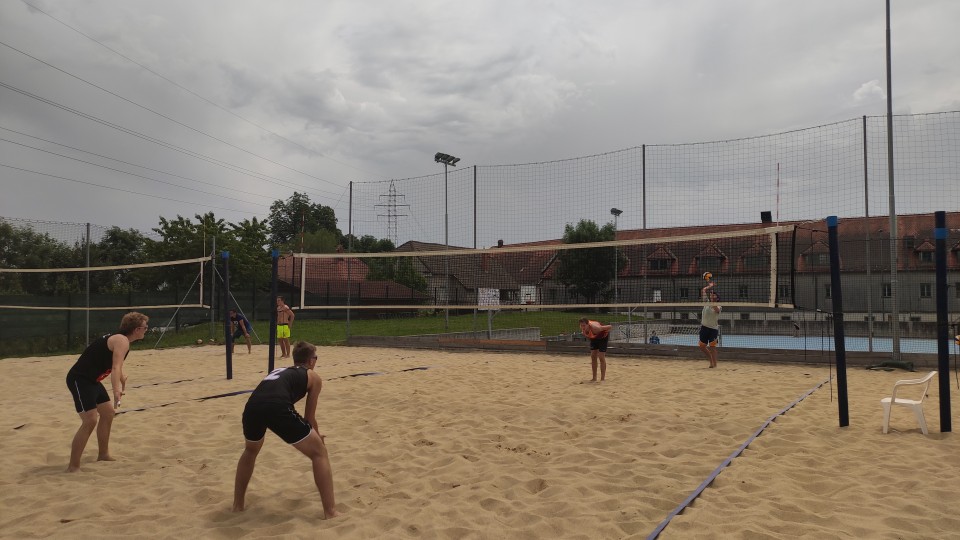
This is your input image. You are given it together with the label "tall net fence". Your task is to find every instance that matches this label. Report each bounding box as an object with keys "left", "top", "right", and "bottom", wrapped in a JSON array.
[
  {"left": 3, "top": 112, "right": 959, "bottom": 358},
  {"left": 350, "top": 112, "right": 959, "bottom": 247},
  {"left": 343, "top": 112, "right": 959, "bottom": 356}
]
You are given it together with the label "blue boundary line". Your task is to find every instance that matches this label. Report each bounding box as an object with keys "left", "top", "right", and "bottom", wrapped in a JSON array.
[{"left": 646, "top": 378, "right": 829, "bottom": 540}]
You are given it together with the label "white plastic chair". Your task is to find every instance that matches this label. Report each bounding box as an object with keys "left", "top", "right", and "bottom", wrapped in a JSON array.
[{"left": 880, "top": 371, "right": 937, "bottom": 435}]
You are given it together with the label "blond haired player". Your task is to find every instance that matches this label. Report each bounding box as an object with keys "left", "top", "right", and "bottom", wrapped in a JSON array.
[{"left": 65, "top": 312, "right": 149, "bottom": 471}]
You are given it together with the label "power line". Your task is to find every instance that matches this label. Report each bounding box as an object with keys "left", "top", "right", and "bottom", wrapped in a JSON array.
[
  {"left": 0, "top": 125, "right": 277, "bottom": 202},
  {"left": 0, "top": 162, "right": 269, "bottom": 216},
  {"left": 0, "top": 39, "right": 351, "bottom": 194},
  {"left": 0, "top": 137, "right": 266, "bottom": 207},
  {"left": 19, "top": 0, "right": 385, "bottom": 180},
  {"left": 0, "top": 80, "right": 342, "bottom": 201}
]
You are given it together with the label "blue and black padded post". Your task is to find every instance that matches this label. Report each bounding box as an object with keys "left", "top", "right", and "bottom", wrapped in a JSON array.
[
  {"left": 222, "top": 250, "right": 232, "bottom": 380},
  {"left": 827, "top": 216, "right": 849, "bottom": 427},
  {"left": 935, "top": 211, "right": 951, "bottom": 432}
]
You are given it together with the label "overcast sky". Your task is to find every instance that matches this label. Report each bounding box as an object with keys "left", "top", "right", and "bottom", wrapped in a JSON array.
[{"left": 1, "top": 0, "right": 958, "bottom": 245}]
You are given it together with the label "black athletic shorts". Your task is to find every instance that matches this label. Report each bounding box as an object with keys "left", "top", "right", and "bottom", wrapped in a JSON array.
[
  {"left": 242, "top": 402, "right": 312, "bottom": 444},
  {"left": 699, "top": 326, "right": 719, "bottom": 345},
  {"left": 589, "top": 336, "right": 609, "bottom": 352},
  {"left": 232, "top": 327, "right": 248, "bottom": 339},
  {"left": 66, "top": 374, "right": 110, "bottom": 413}
]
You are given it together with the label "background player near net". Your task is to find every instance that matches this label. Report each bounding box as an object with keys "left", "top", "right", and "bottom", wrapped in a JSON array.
[
  {"left": 232, "top": 340, "right": 339, "bottom": 519},
  {"left": 276, "top": 296, "right": 295, "bottom": 358},
  {"left": 65, "top": 312, "right": 149, "bottom": 472},
  {"left": 578, "top": 318, "right": 612, "bottom": 382},
  {"left": 229, "top": 309, "right": 253, "bottom": 354},
  {"left": 699, "top": 272, "right": 721, "bottom": 369}
]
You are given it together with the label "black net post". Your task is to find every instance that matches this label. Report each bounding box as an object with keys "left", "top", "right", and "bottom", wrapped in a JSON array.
[
  {"left": 935, "top": 211, "right": 951, "bottom": 432},
  {"left": 222, "top": 250, "right": 232, "bottom": 380},
  {"left": 827, "top": 216, "right": 849, "bottom": 427}
]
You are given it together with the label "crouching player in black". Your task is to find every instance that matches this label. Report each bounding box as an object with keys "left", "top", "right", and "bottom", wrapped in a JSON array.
[{"left": 232, "top": 341, "right": 339, "bottom": 518}]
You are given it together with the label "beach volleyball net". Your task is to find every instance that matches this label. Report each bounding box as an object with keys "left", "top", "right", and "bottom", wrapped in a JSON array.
[
  {"left": 284, "top": 224, "right": 796, "bottom": 312},
  {"left": 0, "top": 257, "right": 212, "bottom": 311},
  {"left": 0, "top": 255, "right": 212, "bottom": 354}
]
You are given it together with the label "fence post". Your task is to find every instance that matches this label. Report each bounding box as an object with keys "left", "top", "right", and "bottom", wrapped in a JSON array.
[{"left": 223, "top": 251, "right": 232, "bottom": 380}]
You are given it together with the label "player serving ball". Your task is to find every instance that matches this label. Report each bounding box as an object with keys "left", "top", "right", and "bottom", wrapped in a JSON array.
[{"left": 698, "top": 273, "right": 722, "bottom": 368}]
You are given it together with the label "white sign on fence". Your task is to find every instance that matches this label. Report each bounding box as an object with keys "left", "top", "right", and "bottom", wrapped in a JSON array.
[{"left": 478, "top": 288, "right": 500, "bottom": 307}]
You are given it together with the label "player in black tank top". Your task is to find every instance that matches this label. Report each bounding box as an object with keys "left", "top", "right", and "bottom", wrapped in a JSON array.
[
  {"left": 65, "top": 312, "right": 150, "bottom": 472},
  {"left": 233, "top": 341, "right": 339, "bottom": 519},
  {"left": 246, "top": 365, "right": 309, "bottom": 406},
  {"left": 68, "top": 334, "right": 127, "bottom": 382}
]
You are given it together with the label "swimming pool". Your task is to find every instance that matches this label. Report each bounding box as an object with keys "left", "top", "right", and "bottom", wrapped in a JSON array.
[{"left": 630, "top": 334, "right": 956, "bottom": 355}]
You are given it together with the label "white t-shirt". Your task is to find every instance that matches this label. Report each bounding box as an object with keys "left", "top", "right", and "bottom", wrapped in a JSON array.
[{"left": 701, "top": 303, "right": 721, "bottom": 329}]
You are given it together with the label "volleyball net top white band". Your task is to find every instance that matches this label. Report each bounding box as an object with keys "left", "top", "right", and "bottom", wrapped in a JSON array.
[
  {"left": 0, "top": 256, "right": 212, "bottom": 311},
  {"left": 284, "top": 225, "right": 796, "bottom": 311}
]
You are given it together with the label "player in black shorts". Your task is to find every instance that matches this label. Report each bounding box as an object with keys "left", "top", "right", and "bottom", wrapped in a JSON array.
[
  {"left": 232, "top": 341, "right": 339, "bottom": 519},
  {"left": 65, "top": 311, "right": 150, "bottom": 472}
]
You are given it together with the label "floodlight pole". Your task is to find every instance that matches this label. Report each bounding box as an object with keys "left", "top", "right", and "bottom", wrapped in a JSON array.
[
  {"left": 885, "top": 0, "right": 901, "bottom": 361},
  {"left": 435, "top": 152, "right": 459, "bottom": 331}
]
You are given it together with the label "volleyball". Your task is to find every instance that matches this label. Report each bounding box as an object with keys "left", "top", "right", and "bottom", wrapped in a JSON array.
[
  {"left": 702, "top": 271, "right": 713, "bottom": 281},
  {"left": 955, "top": 334, "right": 960, "bottom": 346},
  {"left": 195, "top": 339, "right": 203, "bottom": 345}
]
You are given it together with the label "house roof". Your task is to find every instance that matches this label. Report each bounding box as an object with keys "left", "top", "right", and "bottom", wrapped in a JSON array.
[{"left": 276, "top": 255, "right": 428, "bottom": 300}]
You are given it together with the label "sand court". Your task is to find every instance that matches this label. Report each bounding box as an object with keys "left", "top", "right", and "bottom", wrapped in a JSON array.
[{"left": 2, "top": 345, "right": 959, "bottom": 539}]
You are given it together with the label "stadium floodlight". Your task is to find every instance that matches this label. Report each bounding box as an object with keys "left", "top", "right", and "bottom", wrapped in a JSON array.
[
  {"left": 610, "top": 208, "right": 623, "bottom": 217},
  {"left": 435, "top": 152, "right": 460, "bottom": 166},
  {"left": 436, "top": 152, "right": 460, "bottom": 330}
]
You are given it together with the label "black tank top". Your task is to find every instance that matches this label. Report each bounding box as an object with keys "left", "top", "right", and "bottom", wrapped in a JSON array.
[
  {"left": 68, "top": 334, "right": 126, "bottom": 382},
  {"left": 248, "top": 365, "right": 309, "bottom": 406}
]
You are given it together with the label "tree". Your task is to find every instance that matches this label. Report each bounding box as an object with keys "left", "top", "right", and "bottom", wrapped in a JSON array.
[
  {"left": 0, "top": 222, "right": 84, "bottom": 295},
  {"left": 89, "top": 227, "right": 155, "bottom": 293},
  {"left": 268, "top": 192, "right": 340, "bottom": 248},
  {"left": 300, "top": 229, "right": 341, "bottom": 254},
  {"left": 222, "top": 217, "right": 272, "bottom": 289},
  {"left": 555, "top": 219, "right": 622, "bottom": 303},
  {"left": 343, "top": 234, "right": 394, "bottom": 253},
  {"left": 150, "top": 212, "right": 229, "bottom": 292},
  {"left": 344, "top": 235, "right": 428, "bottom": 293}
]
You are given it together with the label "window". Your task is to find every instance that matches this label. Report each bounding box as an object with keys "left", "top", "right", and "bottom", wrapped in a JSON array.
[
  {"left": 699, "top": 256, "right": 721, "bottom": 272},
  {"left": 738, "top": 285, "right": 748, "bottom": 299},
  {"left": 882, "top": 283, "right": 892, "bottom": 298},
  {"left": 778, "top": 284, "right": 790, "bottom": 299},
  {"left": 956, "top": 283, "right": 960, "bottom": 298},
  {"left": 919, "top": 283, "right": 931, "bottom": 298},
  {"left": 919, "top": 251, "right": 933, "bottom": 263},
  {"left": 903, "top": 236, "right": 915, "bottom": 249},
  {"left": 740, "top": 313, "right": 750, "bottom": 320},
  {"left": 806, "top": 253, "right": 829, "bottom": 267},
  {"left": 825, "top": 284, "right": 831, "bottom": 299},
  {"left": 780, "top": 315, "right": 792, "bottom": 321},
  {"left": 652, "top": 289, "right": 663, "bottom": 302},
  {"left": 653, "top": 312, "right": 662, "bottom": 320},
  {"left": 680, "top": 312, "right": 689, "bottom": 320},
  {"left": 648, "top": 259, "right": 669, "bottom": 271},
  {"left": 745, "top": 256, "right": 767, "bottom": 269},
  {"left": 678, "top": 287, "right": 689, "bottom": 300}
]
